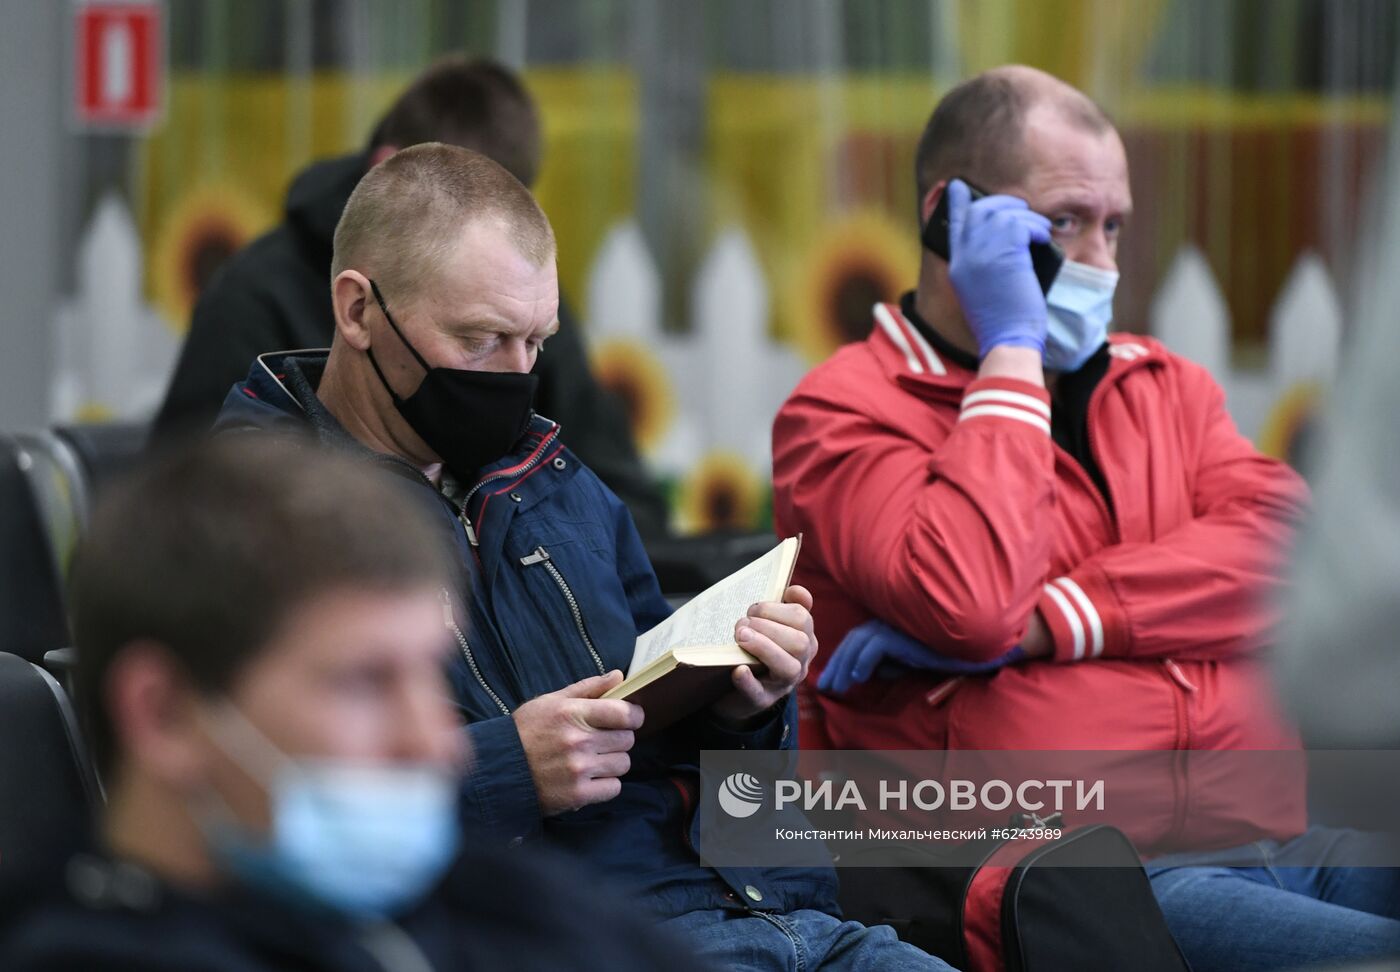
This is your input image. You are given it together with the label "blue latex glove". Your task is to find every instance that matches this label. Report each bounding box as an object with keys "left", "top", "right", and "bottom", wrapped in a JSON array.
[
  {"left": 945, "top": 178, "right": 1052, "bottom": 357},
  {"left": 817, "top": 619, "right": 1026, "bottom": 696}
]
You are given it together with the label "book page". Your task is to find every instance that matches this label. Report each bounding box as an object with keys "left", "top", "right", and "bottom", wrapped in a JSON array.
[{"left": 627, "top": 537, "right": 799, "bottom": 678}]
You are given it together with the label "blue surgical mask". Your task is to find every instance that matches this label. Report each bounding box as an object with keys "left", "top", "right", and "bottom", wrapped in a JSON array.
[
  {"left": 1044, "top": 259, "right": 1118, "bottom": 372},
  {"left": 195, "top": 705, "right": 460, "bottom": 920}
]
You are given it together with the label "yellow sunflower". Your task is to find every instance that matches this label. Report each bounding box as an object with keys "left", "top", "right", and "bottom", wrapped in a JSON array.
[
  {"left": 1258, "top": 382, "right": 1323, "bottom": 471},
  {"left": 790, "top": 210, "right": 919, "bottom": 364},
  {"left": 677, "top": 452, "right": 766, "bottom": 535},
  {"left": 590, "top": 338, "right": 676, "bottom": 454},
  {"left": 149, "top": 183, "right": 273, "bottom": 332},
  {"left": 74, "top": 402, "right": 115, "bottom": 423}
]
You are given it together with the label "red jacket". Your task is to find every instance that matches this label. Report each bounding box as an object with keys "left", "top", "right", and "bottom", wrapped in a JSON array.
[{"left": 772, "top": 302, "right": 1310, "bottom": 853}]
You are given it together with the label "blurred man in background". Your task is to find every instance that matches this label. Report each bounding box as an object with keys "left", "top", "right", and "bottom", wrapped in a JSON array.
[
  {"left": 772, "top": 65, "right": 1400, "bottom": 971},
  {"left": 0, "top": 438, "right": 694, "bottom": 971},
  {"left": 1277, "top": 125, "right": 1400, "bottom": 752},
  {"left": 153, "top": 57, "right": 668, "bottom": 538}
]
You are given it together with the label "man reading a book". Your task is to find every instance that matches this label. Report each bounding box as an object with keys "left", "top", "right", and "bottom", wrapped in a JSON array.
[{"left": 210, "top": 144, "right": 955, "bottom": 969}]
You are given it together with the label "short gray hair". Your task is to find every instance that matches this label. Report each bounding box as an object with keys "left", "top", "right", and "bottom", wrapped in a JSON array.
[
  {"left": 331, "top": 142, "right": 555, "bottom": 301},
  {"left": 914, "top": 65, "right": 1113, "bottom": 211}
]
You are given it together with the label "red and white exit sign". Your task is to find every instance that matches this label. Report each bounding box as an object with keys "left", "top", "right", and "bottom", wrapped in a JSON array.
[{"left": 74, "top": 2, "right": 164, "bottom": 130}]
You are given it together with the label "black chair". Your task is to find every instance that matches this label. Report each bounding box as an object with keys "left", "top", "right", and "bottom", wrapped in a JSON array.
[
  {"left": 11, "top": 430, "right": 86, "bottom": 569},
  {"left": 0, "top": 435, "right": 71, "bottom": 665},
  {"left": 645, "top": 530, "right": 779, "bottom": 600},
  {"left": 52, "top": 421, "right": 149, "bottom": 504},
  {"left": 0, "top": 652, "right": 102, "bottom": 898}
]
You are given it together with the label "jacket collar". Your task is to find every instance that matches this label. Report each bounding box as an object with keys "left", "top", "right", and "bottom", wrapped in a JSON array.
[
  {"left": 870, "top": 301, "right": 956, "bottom": 380},
  {"left": 866, "top": 301, "right": 1165, "bottom": 399},
  {"left": 56, "top": 850, "right": 432, "bottom": 968},
  {"left": 234, "top": 348, "right": 566, "bottom": 492},
  {"left": 232, "top": 350, "right": 394, "bottom": 465},
  {"left": 250, "top": 350, "right": 336, "bottom": 424},
  {"left": 866, "top": 302, "right": 970, "bottom": 405}
]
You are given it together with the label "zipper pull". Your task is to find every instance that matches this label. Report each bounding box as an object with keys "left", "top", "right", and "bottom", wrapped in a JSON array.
[
  {"left": 440, "top": 588, "right": 456, "bottom": 626},
  {"left": 1163, "top": 659, "right": 1198, "bottom": 693},
  {"left": 520, "top": 546, "right": 551, "bottom": 566},
  {"left": 462, "top": 516, "right": 479, "bottom": 548}
]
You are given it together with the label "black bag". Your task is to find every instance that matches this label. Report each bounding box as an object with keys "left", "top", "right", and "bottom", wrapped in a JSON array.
[{"left": 838, "top": 824, "right": 1189, "bottom": 972}]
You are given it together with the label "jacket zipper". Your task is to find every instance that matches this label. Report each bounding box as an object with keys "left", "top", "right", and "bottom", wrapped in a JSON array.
[
  {"left": 520, "top": 546, "right": 607, "bottom": 676},
  {"left": 1081, "top": 356, "right": 1204, "bottom": 712},
  {"left": 459, "top": 421, "right": 560, "bottom": 547},
  {"left": 1163, "top": 666, "right": 1193, "bottom": 846},
  {"left": 289, "top": 402, "right": 539, "bottom": 716},
  {"left": 442, "top": 588, "right": 510, "bottom": 716}
]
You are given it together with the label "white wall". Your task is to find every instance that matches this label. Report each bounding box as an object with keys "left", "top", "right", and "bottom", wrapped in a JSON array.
[{"left": 0, "top": 1, "right": 65, "bottom": 430}]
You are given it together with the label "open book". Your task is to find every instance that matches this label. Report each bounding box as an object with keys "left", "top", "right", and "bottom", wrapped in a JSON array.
[{"left": 603, "top": 535, "right": 802, "bottom": 735}]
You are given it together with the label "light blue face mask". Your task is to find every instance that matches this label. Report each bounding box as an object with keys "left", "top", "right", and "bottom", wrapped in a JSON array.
[
  {"left": 1044, "top": 259, "right": 1118, "bottom": 372},
  {"left": 196, "top": 705, "right": 461, "bottom": 920}
]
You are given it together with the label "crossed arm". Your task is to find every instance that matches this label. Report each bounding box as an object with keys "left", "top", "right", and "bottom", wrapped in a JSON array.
[{"left": 776, "top": 348, "right": 1308, "bottom": 694}]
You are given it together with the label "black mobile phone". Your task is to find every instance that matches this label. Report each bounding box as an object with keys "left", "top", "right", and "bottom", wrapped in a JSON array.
[{"left": 921, "top": 179, "right": 1064, "bottom": 294}]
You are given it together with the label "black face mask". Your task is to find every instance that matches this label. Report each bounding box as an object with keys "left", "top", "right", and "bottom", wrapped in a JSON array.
[{"left": 365, "top": 279, "right": 539, "bottom": 481}]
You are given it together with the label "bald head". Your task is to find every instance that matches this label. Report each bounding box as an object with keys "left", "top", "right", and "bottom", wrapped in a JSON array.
[
  {"left": 914, "top": 65, "right": 1114, "bottom": 213},
  {"left": 332, "top": 142, "right": 555, "bottom": 303}
]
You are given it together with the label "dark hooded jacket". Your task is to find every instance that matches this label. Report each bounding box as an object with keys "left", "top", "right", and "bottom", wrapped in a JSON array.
[{"left": 153, "top": 152, "right": 668, "bottom": 538}]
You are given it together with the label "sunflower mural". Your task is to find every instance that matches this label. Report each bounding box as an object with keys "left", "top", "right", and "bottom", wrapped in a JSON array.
[
  {"left": 590, "top": 338, "right": 676, "bottom": 455},
  {"left": 677, "top": 452, "right": 768, "bottom": 535},
  {"left": 149, "top": 183, "right": 273, "bottom": 332},
  {"left": 954, "top": 0, "right": 1168, "bottom": 89},
  {"left": 791, "top": 210, "right": 919, "bottom": 363},
  {"left": 1258, "top": 381, "right": 1324, "bottom": 473}
]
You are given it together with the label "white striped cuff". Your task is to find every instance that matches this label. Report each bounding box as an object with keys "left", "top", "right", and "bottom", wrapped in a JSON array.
[
  {"left": 1041, "top": 577, "right": 1105, "bottom": 660},
  {"left": 959, "top": 388, "right": 1051, "bottom": 434}
]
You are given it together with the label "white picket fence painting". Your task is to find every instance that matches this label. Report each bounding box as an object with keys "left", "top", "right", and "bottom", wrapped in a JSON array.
[
  {"left": 1149, "top": 244, "right": 1342, "bottom": 455},
  {"left": 1150, "top": 245, "right": 1231, "bottom": 381},
  {"left": 51, "top": 193, "right": 178, "bottom": 423},
  {"left": 586, "top": 218, "right": 807, "bottom": 530},
  {"left": 50, "top": 200, "right": 1341, "bottom": 529},
  {"left": 1268, "top": 253, "right": 1342, "bottom": 392}
]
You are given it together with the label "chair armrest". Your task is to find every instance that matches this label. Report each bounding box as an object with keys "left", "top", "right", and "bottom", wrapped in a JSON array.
[{"left": 43, "top": 646, "right": 76, "bottom": 697}]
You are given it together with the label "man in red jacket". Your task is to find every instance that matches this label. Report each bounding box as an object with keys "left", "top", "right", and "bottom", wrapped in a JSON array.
[{"left": 772, "top": 65, "right": 1400, "bottom": 971}]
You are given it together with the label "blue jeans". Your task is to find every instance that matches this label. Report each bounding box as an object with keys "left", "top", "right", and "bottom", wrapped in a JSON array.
[
  {"left": 657, "top": 907, "right": 956, "bottom": 971},
  {"left": 1148, "top": 827, "right": 1400, "bottom": 972}
]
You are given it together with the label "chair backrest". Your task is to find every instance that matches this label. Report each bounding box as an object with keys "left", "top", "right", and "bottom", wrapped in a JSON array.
[
  {"left": 52, "top": 421, "right": 149, "bottom": 504},
  {"left": 646, "top": 530, "right": 780, "bottom": 599},
  {"left": 12, "top": 431, "right": 86, "bottom": 577},
  {"left": 0, "top": 652, "right": 101, "bottom": 895},
  {"left": 0, "top": 435, "right": 71, "bottom": 664}
]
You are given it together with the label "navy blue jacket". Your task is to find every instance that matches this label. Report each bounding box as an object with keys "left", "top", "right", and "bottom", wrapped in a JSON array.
[
  {"left": 0, "top": 848, "right": 703, "bottom": 971},
  {"left": 214, "top": 352, "right": 839, "bottom": 920}
]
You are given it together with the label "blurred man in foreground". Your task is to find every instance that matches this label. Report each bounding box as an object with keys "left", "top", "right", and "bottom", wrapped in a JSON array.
[
  {"left": 154, "top": 57, "right": 667, "bottom": 538},
  {"left": 772, "top": 65, "right": 1400, "bottom": 971},
  {"left": 0, "top": 439, "right": 694, "bottom": 971}
]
